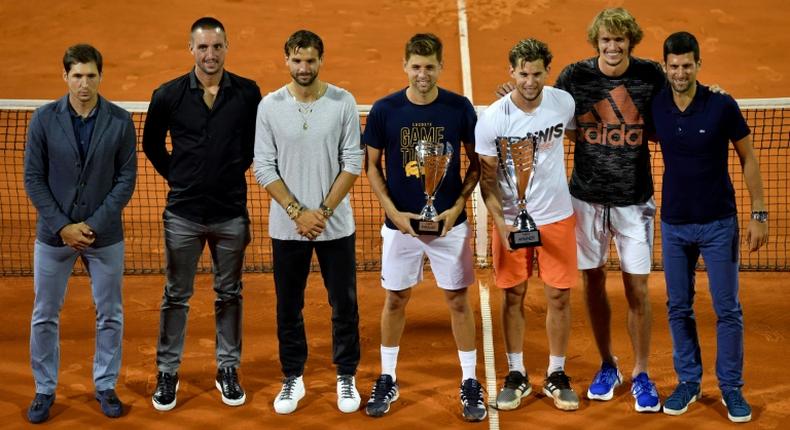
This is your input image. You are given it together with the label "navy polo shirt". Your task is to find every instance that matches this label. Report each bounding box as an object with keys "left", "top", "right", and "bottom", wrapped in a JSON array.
[
  {"left": 652, "top": 84, "right": 750, "bottom": 224},
  {"left": 68, "top": 100, "right": 99, "bottom": 161}
]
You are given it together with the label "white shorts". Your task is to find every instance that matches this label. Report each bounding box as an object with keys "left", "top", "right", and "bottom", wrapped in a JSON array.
[
  {"left": 572, "top": 196, "right": 655, "bottom": 275},
  {"left": 380, "top": 221, "right": 475, "bottom": 291}
]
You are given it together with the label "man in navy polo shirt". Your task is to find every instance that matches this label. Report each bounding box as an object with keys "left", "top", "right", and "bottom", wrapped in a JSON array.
[{"left": 652, "top": 31, "right": 768, "bottom": 423}]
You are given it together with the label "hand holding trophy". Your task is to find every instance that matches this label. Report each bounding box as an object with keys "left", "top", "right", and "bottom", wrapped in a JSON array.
[
  {"left": 496, "top": 136, "right": 542, "bottom": 248},
  {"left": 411, "top": 139, "right": 453, "bottom": 235}
]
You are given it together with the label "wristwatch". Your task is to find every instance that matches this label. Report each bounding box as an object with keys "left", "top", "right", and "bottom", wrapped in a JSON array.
[
  {"left": 751, "top": 210, "right": 768, "bottom": 223},
  {"left": 320, "top": 204, "right": 334, "bottom": 219}
]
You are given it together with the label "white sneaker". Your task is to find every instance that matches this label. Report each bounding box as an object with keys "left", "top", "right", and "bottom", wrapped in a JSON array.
[
  {"left": 273, "top": 375, "right": 305, "bottom": 414},
  {"left": 337, "top": 375, "right": 361, "bottom": 413}
]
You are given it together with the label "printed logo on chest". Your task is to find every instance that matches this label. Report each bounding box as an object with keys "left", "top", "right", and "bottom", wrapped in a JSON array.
[{"left": 577, "top": 85, "right": 644, "bottom": 147}]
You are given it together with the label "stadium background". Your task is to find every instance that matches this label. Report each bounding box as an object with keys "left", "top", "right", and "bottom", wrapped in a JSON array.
[{"left": 0, "top": 0, "right": 787, "bottom": 428}]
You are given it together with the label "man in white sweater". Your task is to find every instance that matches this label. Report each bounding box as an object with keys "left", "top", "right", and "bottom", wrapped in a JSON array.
[{"left": 253, "top": 29, "right": 364, "bottom": 415}]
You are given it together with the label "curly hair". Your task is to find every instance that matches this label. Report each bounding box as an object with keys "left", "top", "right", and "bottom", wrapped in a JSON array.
[{"left": 587, "top": 8, "right": 644, "bottom": 53}]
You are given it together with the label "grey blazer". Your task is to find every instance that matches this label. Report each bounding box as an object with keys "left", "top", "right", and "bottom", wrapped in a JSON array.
[{"left": 24, "top": 95, "right": 137, "bottom": 248}]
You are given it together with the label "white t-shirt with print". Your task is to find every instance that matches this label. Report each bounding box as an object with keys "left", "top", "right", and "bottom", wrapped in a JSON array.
[{"left": 475, "top": 85, "right": 575, "bottom": 226}]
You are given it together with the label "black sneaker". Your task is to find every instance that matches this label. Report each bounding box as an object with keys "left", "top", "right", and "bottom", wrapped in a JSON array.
[
  {"left": 460, "top": 378, "right": 487, "bottom": 422},
  {"left": 542, "top": 370, "right": 579, "bottom": 411},
  {"left": 366, "top": 374, "right": 399, "bottom": 417},
  {"left": 27, "top": 393, "right": 55, "bottom": 424},
  {"left": 216, "top": 367, "right": 246, "bottom": 406},
  {"left": 152, "top": 371, "right": 179, "bottom": 411},
  {"left": 95, "top": 389, "right": 123, "bottom": 418}
]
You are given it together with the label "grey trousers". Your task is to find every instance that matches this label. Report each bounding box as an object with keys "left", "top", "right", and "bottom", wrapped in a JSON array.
[
  {"left": 156, "top": 210, "right": 250, "bottom": 373},
  {"left": 30, "top": 240, "right": 125, "bottom": 394}
]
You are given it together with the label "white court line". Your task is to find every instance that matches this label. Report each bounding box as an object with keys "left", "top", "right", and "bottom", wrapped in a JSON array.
[
  {"left": 456, "top": 0, "right": 491, "bottom": 266},
  {"left": 456, "top": 0, "right": 474, "bottom": 103},
  {"left": 478, "top": 280, "right": 500, "bottom": 430},
  {"left": 457, "top": 5, "right": 498, "bottom": 428}
]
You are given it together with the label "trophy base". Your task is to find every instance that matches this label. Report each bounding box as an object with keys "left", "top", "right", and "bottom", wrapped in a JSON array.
[
  {"left": 509, "top": 229, "right": 542, "bottom": 249},
  {"left": 410, "top": 218, "right": 444, "bottom": 236}
]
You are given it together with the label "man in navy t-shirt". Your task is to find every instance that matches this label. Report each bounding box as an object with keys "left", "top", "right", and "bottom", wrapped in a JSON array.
[
  {"left": 653, "top": 31, "right": 768, "bottom": 423},
  {"left": 363, "top": 33, "right": 485, "bottom": 422}
]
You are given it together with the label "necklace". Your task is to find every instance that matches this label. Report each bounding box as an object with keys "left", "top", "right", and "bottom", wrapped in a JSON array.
[
  {"left": 290, "top": 83, "right": 326, "bottom": 130},
  {"left": 296, "top": 100, "right": 316, "bottom": 130}
]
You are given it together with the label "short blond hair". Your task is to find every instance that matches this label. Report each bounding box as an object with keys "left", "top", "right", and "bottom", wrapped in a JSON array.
[{"left": 587, "top": 8, "right": 644, "bottom": 53}]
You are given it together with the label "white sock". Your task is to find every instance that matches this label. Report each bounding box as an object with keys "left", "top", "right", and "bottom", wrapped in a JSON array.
[
  {"left": 548, "top": 355, "right": 565, "bottom": 375},
  {"left": 381, "top": 345, "right": 400, "bottom": 381},
  {"left": 506, "top": 352, "right": 526, "bottom": 376},
  {"left": 458, "top": 349, "right": 477, "bottom": 381}
]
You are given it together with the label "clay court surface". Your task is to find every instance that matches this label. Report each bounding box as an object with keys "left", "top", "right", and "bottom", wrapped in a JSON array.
[{"left": 0, "top": 0, "right": 788, "bottom": 429}]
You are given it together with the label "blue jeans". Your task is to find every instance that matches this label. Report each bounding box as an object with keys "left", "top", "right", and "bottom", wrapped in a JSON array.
[
  {"left": 30, "top": 240, "right": 125, "bottom": 394},
  {"left": 156, "top": 211, "right": 250, "bottom": 373},
  {"left": 662, "top": 215, "right": 744, "bottom": 390}
]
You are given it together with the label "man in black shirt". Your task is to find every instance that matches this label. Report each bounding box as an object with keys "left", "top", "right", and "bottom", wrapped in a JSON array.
[
  {"left": 553, "top": 8, "right": 663, "bottom": 413},
  {"left": 142, "top": 16, "right": 261, "bottom": 411}
]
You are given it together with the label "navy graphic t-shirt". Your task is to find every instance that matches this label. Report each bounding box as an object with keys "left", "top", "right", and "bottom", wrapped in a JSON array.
[
  {"left": 556, "top": 57, "right": 665, "bottom": 206},
  {"left": 363, "top": 88, "right": 476, "bottom": 230}
]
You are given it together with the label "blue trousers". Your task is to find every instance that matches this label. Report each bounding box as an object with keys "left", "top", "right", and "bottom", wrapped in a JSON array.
[
  {"left": 661, "top": 215, "right": 744, "bottom": 390},
  {"left": 156, "top": 211, "right": 250, "bottom": 373},
  {"left": 30, "top": 240, "right": 125, "bottom": 394}
]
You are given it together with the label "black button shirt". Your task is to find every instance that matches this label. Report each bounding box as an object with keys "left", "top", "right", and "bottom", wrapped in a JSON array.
[
  {"left": 143, "top": 69, "right": 261, "bottom": 224},
  {"left": 69, "top": 100, "right": 99, "bottom": 161}
]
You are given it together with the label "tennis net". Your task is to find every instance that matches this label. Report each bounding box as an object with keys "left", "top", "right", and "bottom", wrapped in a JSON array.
[{"left": 0, "top": 98, "right": 787, "bottom": 275}]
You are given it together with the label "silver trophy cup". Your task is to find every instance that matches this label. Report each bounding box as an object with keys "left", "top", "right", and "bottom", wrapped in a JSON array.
[
  {"left": 496, "top": 136, "right": 541, "bottom": 248},
  {"left": 411, "top": 140, "right": 453, "bottom": 235}
]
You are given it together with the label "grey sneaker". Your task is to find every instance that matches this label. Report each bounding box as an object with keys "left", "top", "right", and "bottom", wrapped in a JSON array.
[
  {"left": 496, "top": 371, "right": 532, "bottom": 410},
  {"left": 543, "top": 371, "right": 579, "bottom": 411}
]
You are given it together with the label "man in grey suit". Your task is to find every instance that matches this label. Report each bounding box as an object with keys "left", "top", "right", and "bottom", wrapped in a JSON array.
[{"left": 23, "top": 44, "right": 137, "bottom": 424}]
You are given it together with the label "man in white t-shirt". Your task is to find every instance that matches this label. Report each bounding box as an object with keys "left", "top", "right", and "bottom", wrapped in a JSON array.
[{"left": 476, "top": 38, "right": 579, "bottom": 411}]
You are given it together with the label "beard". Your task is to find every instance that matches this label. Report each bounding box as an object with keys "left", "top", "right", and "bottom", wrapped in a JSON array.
[
  {"left": 670, "top": 79, "right": 692, "bottom": 93},
  {"left": 291, "top": 71, "right": 318, "bottom": 87}
]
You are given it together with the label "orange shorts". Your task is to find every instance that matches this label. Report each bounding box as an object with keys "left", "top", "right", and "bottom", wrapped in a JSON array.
[{"left": 492, "top": 214, "right": 578, "bottom": 289}]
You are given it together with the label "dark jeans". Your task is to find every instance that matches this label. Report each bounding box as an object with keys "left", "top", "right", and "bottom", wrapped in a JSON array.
[
  {"left": 662, "top": 215, "right": 744, "bottom": 390},
  {"left": 272, "top": 233, "right": 359, "bottom": 377},
  {"left": 156, "top": 210, "right": 250, "bottom": 373}
]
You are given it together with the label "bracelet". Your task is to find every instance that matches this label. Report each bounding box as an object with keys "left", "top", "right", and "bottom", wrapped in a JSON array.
[
  {"left": 320, "top": 203, "right": 334, "bottom": 219},
  {"left": 285, "top": 201, "right": 303, "bottom": 220}
]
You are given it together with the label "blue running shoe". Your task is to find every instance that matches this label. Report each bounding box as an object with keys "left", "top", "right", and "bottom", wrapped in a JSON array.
[
  {"left": 663, "top": 382, "right": 700, "bottom": 416},
  {"left": 721, "top": 388, "right": 751, "bottom": 423},
  {"left": 587, "top": 362, "right": 622, "bottom": 401},
  {"left": 631, "top": 373, "right": 660, "bottom": 412}
]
